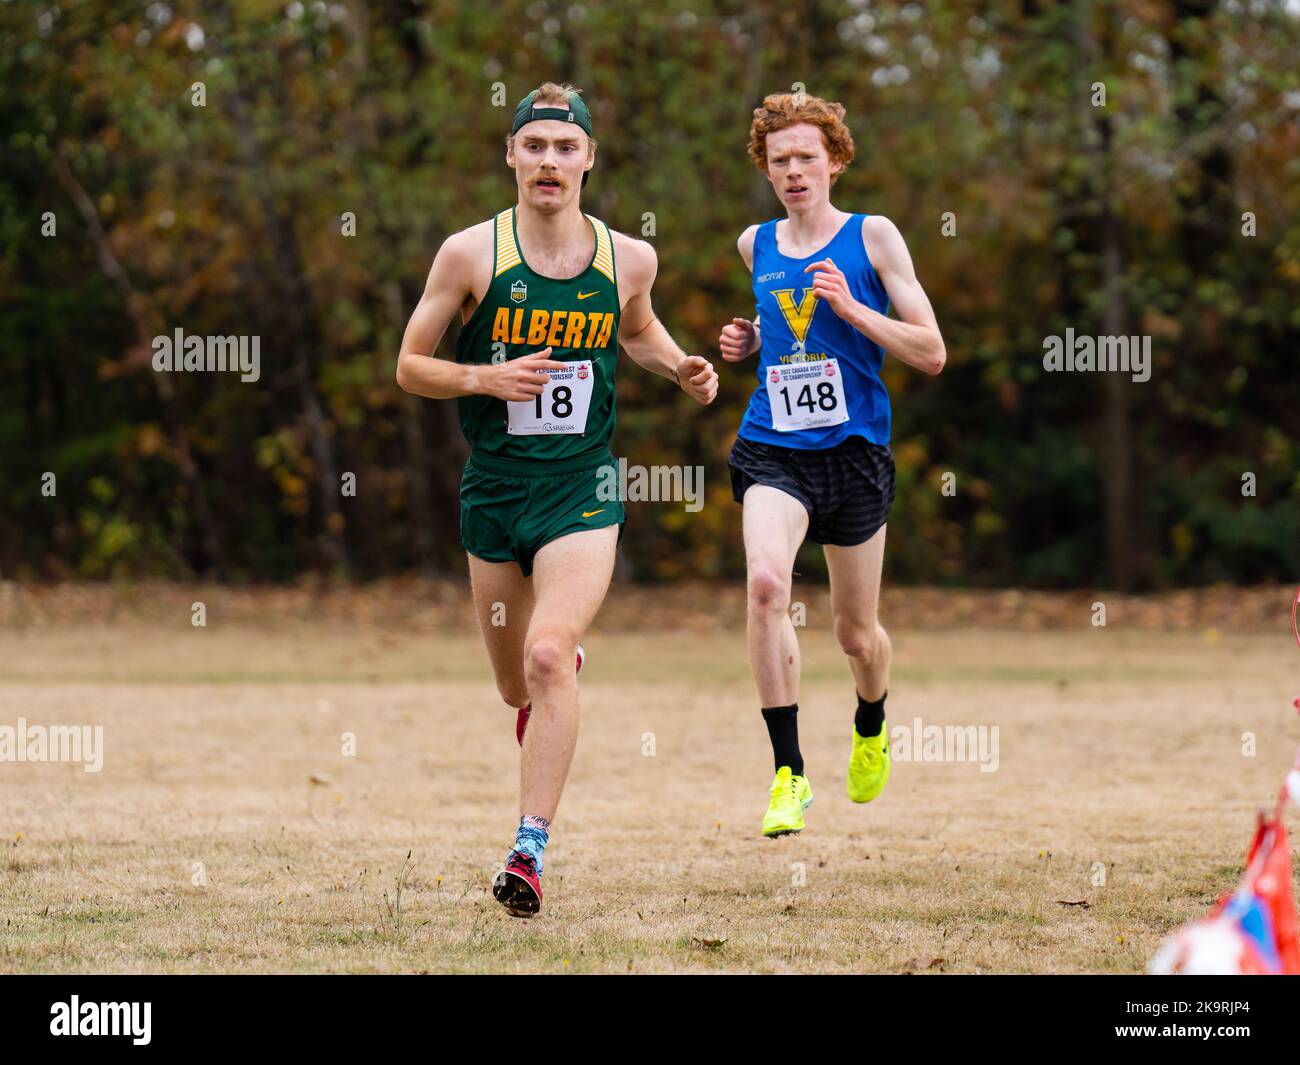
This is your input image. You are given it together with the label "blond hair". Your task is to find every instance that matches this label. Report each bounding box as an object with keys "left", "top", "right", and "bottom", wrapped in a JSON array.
[{"left": 506, "top": 82, "right": 596, "bottom": 149}]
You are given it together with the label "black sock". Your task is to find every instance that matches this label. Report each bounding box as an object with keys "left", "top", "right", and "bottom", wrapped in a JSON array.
[
  {"left": 761, "top": 703, "right": 803, "bottom": 776},
  {"left": 855, "top": 690, "right": 887, "bottom": 737}
]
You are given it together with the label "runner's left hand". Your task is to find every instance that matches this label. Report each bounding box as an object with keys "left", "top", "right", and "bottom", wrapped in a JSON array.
[
  {"left": 676, "top": 355, "right": 718, "bottom": 405},
  {"left": 805, "top": 258, "right": 858, "bottom": 319}
]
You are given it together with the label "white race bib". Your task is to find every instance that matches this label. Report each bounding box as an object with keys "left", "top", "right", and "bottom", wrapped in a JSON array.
[
  {"left": 766, "top": 358, "right": 849, "bottom": 432},
  {"left": 506, "top": 361, "right": 594, "bottom": 435}
]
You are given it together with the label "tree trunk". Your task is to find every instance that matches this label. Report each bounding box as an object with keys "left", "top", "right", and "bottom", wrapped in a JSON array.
[
  {"left": 221, "top": 83, "right": 350, "bottom": 574},
  {"left": 1099, "top": 195, "right": 1135, "bottom": 589},
  {"left": 52, "top": 150, "right": 230, "bottom": 578}
]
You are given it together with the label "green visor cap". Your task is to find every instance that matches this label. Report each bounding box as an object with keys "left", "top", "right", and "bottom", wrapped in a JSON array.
[{"left": 511, "top": 91, "right": 594, "bottom": 187}]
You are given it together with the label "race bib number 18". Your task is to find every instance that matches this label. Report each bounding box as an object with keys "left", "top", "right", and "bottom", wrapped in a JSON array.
[
  {"left": 507, "top": 361, "right": 594, "bottom": 435},
  {"left": 766, "top": 357, "right": 849, "bottom": 432}
]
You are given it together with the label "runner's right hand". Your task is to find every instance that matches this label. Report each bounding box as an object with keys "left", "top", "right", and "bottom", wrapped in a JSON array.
[
  {"left": 719, "top": 318, "right": 758, "bottom": 362},
  {"left": 481, "top": 348, "right": 568, "bottom": 401}
]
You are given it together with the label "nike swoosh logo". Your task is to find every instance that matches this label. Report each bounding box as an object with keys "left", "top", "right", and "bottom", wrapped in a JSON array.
[
  {"left": 577, "top": 291, "right": 599, "bottom": 300},
  {"left": 582, "top": 509, "right": 605, "bottom": 518}
]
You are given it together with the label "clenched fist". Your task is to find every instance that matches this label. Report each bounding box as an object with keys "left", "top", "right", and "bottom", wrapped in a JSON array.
[
  {"left": 804, "top": 258, "right": 858, "bottom": 319},
  {"left": 676, "top": 354, "right": 719, "bottom": 405},
  {"left": 479, "top": 347, "right": 567, "bottom": 402},
  {"left": 719, "top": 317, "right": 760, "bottom": 362}
]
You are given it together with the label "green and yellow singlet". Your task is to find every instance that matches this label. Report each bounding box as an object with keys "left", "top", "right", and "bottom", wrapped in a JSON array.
[{"left": 455, "top": 207, "right": 620, "bottom": 472}]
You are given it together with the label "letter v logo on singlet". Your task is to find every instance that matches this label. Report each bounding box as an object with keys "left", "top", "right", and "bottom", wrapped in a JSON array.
[{"left": 771, "top": 289, "right": 819, "bottom": 349}]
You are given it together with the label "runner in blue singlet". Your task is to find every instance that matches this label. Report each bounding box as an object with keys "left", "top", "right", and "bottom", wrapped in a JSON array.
[{"left": 718, "top": 91, "right": 948, "bottom": 838}]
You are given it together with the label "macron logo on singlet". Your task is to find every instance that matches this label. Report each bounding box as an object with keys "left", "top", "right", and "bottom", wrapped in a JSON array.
[{"left": 489, "top": 307, "right": 615, "bottom": 351}]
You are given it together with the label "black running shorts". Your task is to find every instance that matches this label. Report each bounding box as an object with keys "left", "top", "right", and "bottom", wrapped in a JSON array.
[{"left": 727, "top": 433, "right": 896, "bottom": 547}]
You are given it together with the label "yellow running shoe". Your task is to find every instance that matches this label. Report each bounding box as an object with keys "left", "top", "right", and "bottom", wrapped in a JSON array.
[
  {"left": 762, "top": 765, "right": 814, "bottom": 838},
  {"left": 847, "top": 719, "right": 891, "bottom": 803}
]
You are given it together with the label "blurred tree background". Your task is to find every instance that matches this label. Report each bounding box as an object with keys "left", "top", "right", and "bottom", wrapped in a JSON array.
[{"left": 1, "top": 0, "right": 1296, "bottom": 588}]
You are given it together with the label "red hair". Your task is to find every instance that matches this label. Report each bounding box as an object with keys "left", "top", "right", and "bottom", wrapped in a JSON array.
[{"left": 747, "top": 93, "right": 855, "bottom": 183}]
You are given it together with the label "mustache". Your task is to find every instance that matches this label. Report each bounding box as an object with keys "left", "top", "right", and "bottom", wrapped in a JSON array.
[{"left": 531, "top": 174, "right": 568, "bottom": 189}]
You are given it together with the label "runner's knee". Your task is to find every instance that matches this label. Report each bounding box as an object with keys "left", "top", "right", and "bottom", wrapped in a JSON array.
[
  {"left": 497, "top": 680, "right": 529, "bottom": 708},
  {"left": 836, "top": 619, "right": 889, "bottom": 663},
  {"left": 524, "top": 634, "right": 575, "bottom": 688},
  {"left": 747, "top": 567, "right": 791, "bottom": 615}
]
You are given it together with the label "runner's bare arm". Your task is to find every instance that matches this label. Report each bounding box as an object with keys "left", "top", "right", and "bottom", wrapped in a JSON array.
[
  {"left": 803, "top": 216, "right": 944, "bottom": 376},
  {"left": 396, "top": 231, "right": 564, "bottom": 401},
  {"left": 719, "top": 225, "right": 761, "bottom": 361},
  {"left": 615, "top": 235, "right": 718, "bottom": 405}
]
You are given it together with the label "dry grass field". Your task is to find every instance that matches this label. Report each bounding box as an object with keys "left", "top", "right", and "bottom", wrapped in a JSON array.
[{"left": 1, "top": 582, "right": 1296, "bottom": 973}]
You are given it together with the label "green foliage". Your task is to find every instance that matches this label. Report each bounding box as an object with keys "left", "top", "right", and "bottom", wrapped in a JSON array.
[{"left": 1, "top": 0, "right": 1296, "bottom": 586}]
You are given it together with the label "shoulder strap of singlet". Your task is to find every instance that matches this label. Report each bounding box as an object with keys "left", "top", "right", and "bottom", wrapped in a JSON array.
[
  {"left": 493, "top": 208, "right": 522, "bottom": 277},
  {"left": 585, "top": 214, "right": 616, "bottom": 285},
  {"left": 495, "top": 208, "right": 615, "bottom": 285},
  {"left": 854, "top": 213, "right": 874, "bottom": 257}
]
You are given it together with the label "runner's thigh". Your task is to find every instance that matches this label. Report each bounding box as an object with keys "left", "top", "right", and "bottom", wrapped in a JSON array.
[
  {"left": 823, "top": 523, "right": 888, "bottom": 627},
  {"left": 742, "top": 484, "right": 810, "bottom": 577},
  {"left": 528, "top": 525, "right": 619, "bottom": 637},
  {"left": 467, "top": 553, "right": 535, "bottom": 668}
]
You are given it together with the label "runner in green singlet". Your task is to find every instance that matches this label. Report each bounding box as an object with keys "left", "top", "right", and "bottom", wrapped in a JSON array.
[{"left": 396, "top": 82, "right": 717, "bottom": 918}]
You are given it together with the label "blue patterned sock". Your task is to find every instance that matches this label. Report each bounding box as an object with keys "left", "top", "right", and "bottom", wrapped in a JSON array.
[{"left": 513, "top": 815, "right": 550, "bottom": 874}]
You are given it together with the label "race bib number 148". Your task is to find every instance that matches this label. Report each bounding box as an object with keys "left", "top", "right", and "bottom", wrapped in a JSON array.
[
  {"left": 507, "top": 361, "right": 594, "bottom": 435},
  {"left": 766, "top": 358, "right": 849, "bottom": 432}
]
